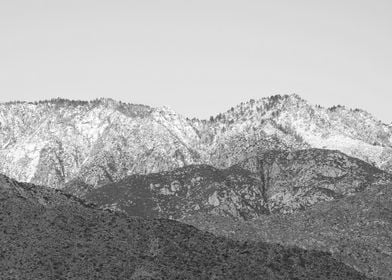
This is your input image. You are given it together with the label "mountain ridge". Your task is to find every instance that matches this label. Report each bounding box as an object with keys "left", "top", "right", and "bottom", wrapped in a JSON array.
[
  {"left": 82, "top": 148, "right": 392, "bottom": 219},
  {"left": 0, "top": 94, "right": 388, "bottom": 124},
  {"left": 1, "top": 94, "right": 392, "bottom": 190}
]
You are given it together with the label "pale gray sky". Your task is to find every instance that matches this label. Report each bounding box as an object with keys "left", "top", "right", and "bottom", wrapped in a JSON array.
[{"left": 0, "top": 0, "right": 391, "bottom": 121}]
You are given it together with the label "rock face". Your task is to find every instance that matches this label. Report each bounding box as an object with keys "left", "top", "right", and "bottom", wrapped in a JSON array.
[
  {"left": 0, "top": 174, "right": 372, "bottom": 280},
  {"left": 183, "top": 183, "right": 392, "bottom": 280},
  {"left": 83, "top": 149, "right": 392, "bottom": 219},
  {"left": 238, "top": 149, "right": 392, "bottom": 213},
  {"left": 1, "top": 94, "right": 392, "bottom": 189},
  {"left": 84, "top": 164, "right": 268, "bottom": 220}
]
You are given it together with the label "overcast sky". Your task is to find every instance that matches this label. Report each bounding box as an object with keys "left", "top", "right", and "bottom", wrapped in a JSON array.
[{"left": 0, "top": 0, "right": 391, "bottom": 122}]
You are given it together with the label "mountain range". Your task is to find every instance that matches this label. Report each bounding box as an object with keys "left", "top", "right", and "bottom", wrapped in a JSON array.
[
  {"left": 1, "top": 94, "right": 392, "bottom": 191},
  {"left": 1, "top": 94, "right": 392, "bottom": 279}
]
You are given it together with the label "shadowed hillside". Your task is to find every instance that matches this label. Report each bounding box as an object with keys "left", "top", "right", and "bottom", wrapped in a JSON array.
[{"left": 0, "top": 174, "right": 374, "bottom": 280}]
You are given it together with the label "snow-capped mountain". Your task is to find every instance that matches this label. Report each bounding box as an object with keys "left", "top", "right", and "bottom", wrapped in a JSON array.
[
  {"left": 0, "top": 99, "right": 203, "bottom": 188},
  {"left": 195, "top": 94, "right": 392, "bottom": 170},
  {"left": 1, "top": 94, "right": 392, "bottom": 189}
]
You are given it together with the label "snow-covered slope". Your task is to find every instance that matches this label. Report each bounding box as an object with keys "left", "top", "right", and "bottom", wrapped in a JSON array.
[
  {"left": 0, "top": 99, "right": 203, "bottom": 188},
  {"left": 195, "top": 94, "right": 392, "bottom": 171},
  {"left": 1, "top": 94, "right": 391, "bottom": 189}
]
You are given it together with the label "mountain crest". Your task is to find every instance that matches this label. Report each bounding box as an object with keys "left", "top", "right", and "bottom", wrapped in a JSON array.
[{"left": 1, "top": 94, "right": 392, "bottom": 189}]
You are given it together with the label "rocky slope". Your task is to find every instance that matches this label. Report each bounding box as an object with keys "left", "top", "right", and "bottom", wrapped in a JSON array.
[
  {"left": 238, "top": 148, "right": 392, "bottom": 213},
  {"left": 183, "top": 183, "right": 392, "bottom": 279},
  {"left": 0, "top": 174, "right": 373, "bottom": 280},
  {"left": 1, "top": 94, "right": 392, "bottom": 189},
  {"left": 82, "top": 149, "right": 392, "bottom": 219},
  {"left": 83, "top": 164, "right": 267, "bottom": 220}
]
